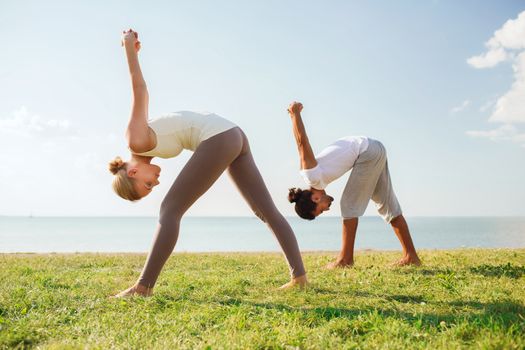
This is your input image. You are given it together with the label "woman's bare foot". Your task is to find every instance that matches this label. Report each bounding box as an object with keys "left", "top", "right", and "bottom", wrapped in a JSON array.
[
  {"left": 112, "top": 283, "right": 153, "bottom": 298},
  {"left": 325, "top": 258, "right": 354, "bottom": 270},
  {"left": 279, "top": 274, "right": 308, "bottom": 290},
  {"left": 390, "top": 255, "right": 421, "bottom": 267}
]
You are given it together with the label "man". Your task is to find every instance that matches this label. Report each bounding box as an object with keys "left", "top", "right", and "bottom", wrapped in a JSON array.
[{"left": 286, "top": 101, "right": 421, "bottom": 268}]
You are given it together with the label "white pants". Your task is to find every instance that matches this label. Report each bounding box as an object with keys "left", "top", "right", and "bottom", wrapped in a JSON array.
[{"left": 340, "top": 139, "right": 402, "bottom": 223}]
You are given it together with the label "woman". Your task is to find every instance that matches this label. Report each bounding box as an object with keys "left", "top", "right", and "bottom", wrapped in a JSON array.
[
  {"left": 110, "top": 30, "right": 307, "bottom": 297},
  {"left": 286, "top": 101, "right": 420, "bottom": 268}
]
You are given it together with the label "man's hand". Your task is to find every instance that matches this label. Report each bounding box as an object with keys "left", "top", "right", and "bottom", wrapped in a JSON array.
[
  {"left": 121, "top": 29, "right": 141, "bottom": 52},
  {"left": 287, "top": 101, "right": 303, "bottom": 116},
  {"left": 287, "top": 100, "right": 317, "bottom": 170}
]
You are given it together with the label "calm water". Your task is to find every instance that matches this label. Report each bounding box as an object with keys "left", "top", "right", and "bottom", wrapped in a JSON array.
[{"left": 0, "top": 216, "right": 524, "bottom": 253}]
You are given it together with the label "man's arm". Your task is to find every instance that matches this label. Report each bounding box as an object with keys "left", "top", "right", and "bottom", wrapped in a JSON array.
[
  {"left": 122, "top": 29, "right": 155, "bottom": 153},
  {"left": 287, "top": 101, "right": 318, "bottom": 170}
]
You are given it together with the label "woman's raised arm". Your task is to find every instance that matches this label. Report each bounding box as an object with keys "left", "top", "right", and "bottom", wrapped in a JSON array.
[{"left": 122, "top": 29, "right": 155, "bottom": 153}]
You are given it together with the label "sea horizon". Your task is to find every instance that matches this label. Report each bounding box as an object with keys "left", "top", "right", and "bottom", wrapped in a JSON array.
[
  {"left": 2, "top": 215, "right": 524, "bottom": 218},
  {"left": 1, "top": 216, "right": 524, "bottom": 253}
]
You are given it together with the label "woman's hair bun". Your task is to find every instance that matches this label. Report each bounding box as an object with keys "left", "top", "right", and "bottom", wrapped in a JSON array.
[
  {"left": 288, "top": 188, "right": 303, "bottom": 203},
  {"left": 108, "top": 156, "right": 125, "bottom": 175}
]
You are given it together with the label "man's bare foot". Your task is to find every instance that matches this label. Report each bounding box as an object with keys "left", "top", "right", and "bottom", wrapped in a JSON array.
[
  {"left": 325, "top": 259, "right": 354, "bottom": 270},
  {"left": 390, "top": 255, "right": 421, "bottom": 267},
  {"left": 279, "top": 274, "right": 308, "bottom": 290},
  {"left": 112, "top": 283, "right": 153, "bottom": 298}
]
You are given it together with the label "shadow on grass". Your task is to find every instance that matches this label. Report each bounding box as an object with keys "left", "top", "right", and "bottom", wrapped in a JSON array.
[
  {"left": 470, "top": 263, "right": 524, "bottom": 279},
  {"left": 397, "top": 263, "right": 525, "bottom": 279},
  {"left": 446, "top": 299, "right": 525, "bottom": 315},
  {"left": 384, "top": 294, "right": 426, "bottom": 303},
  {"left": 410, "top": 267, "right": 453, "bottom": 276},
  {"left": 215, "top": 297, "right": 525, "bottom": 332}
]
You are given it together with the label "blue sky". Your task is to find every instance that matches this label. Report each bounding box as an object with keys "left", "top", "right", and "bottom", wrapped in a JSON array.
[{"left": 0, "top": 1, "right": 524, "bottom": 217}]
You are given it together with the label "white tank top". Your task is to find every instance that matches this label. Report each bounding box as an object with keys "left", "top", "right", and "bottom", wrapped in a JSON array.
[{"left": 134, "top": 111, "right": 237, "bottom": 158}]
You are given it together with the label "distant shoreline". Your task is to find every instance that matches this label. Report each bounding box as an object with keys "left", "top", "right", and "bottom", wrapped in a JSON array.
[
  {"left": 2, "top": 215, "right": 525, "bottom": 218},
  {"left": 2, "top": 248, "right": 524, "bottom": 255},
  {"left": 3, "top": 217, "right": 524, "bottom": 252}
]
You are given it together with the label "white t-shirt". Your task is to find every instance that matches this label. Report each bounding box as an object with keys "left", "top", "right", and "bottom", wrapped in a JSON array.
[{"left": 300, "top": 136, "right": 369, "bottom": 190}]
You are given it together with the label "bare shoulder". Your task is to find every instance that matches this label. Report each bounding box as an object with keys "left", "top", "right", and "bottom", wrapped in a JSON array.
[{"left": 128, "top": 127, "right": 157, "bottom": 153}]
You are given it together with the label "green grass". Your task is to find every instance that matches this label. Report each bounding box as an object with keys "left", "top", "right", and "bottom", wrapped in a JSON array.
[{"left": 1, "top": 250, "right": 524, "bottom": 349}]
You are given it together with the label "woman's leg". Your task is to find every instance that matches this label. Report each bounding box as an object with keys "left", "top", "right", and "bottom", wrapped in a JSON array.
[
  {"left": 227, "top": 131, "right": 306, "bottom": 279},
  {"left": 136, "top": 128, "right": 244, "bottom": 289}
]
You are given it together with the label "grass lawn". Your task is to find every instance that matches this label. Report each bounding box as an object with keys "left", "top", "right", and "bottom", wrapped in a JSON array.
[{"left": 1, "top": 249, "right": 524, "bottom": 349}]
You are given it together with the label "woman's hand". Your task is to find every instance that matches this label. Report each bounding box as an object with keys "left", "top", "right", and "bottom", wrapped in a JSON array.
[
  {"left": 287, "top": 101, "right": 303, "bottom": 116},
  {"left": 121, "top": 29, "right": 141, "bottom": 52}
]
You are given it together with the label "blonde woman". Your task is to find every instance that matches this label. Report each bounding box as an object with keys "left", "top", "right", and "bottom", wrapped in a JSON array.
[{"left": 110, "top": 30, "right": 307, "bottom": 297}]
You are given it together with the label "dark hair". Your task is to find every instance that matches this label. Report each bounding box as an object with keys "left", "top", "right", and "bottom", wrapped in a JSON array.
[{"left": 288, "top": 188, "right": 316, "bottom": 220}]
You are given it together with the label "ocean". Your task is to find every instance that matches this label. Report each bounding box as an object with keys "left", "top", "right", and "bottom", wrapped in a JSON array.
[{"left": 0, "top": 216, "right": 524, "bottom": 253}]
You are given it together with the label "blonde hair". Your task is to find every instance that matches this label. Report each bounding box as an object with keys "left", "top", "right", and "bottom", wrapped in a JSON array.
[{"left": 108, "top": 156, "right": 141, "bottom": 201}]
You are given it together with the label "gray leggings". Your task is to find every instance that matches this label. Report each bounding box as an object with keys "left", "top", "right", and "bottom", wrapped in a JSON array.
[{"left": 138, "top": 127, "right": 306, "bottom": 287}]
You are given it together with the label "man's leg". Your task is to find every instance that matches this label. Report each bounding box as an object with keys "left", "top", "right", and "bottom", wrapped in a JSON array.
[
  {"left": 336, "top": 139, "right": 387, "bottom": 268},
  {"left": 390, "top": 215, "right": 421, "bottom": 266},
  {"left": 370, "top": 142, "right": 421, "bottom": 266},
  {"left": 326, "top": 217, "right": 358, "bottom": 269}
]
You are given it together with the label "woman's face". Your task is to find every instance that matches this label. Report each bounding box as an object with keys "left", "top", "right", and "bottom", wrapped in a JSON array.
[{"left": 128, "top": 163, "right": 161, "bottom": 199}]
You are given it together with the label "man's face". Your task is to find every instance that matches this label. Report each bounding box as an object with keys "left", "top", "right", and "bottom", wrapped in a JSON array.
[{"left": 310, "top": 188, "right": 334, "bottom": 217}]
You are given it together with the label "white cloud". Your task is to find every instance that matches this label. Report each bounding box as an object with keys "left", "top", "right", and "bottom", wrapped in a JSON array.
[
  {"left": 467, "top": 47, "right": 508, "bottom": 68},
  {"left": 450, "top": 99, "right": 470, "bottom": 114},
  {"left": 467, "top": 11, "right": 525, "bottom": 124},
  {"left": 489, "top": 11, "right": 525, "bottom": 50},
  {"left": 0, "top": 106, "right": 73, "bottom": 138},
  {"left": 488, "top": 52, "right": 525, "bottom": 123},
  {"left": 466, "top": 124, "right": 525, "bottom": 146},
  {"left": 467, "top": 10, "right": 525, "bottom": 148},
  {"left": 467, "top": 11, "right": 525, "bottom": 69}
]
